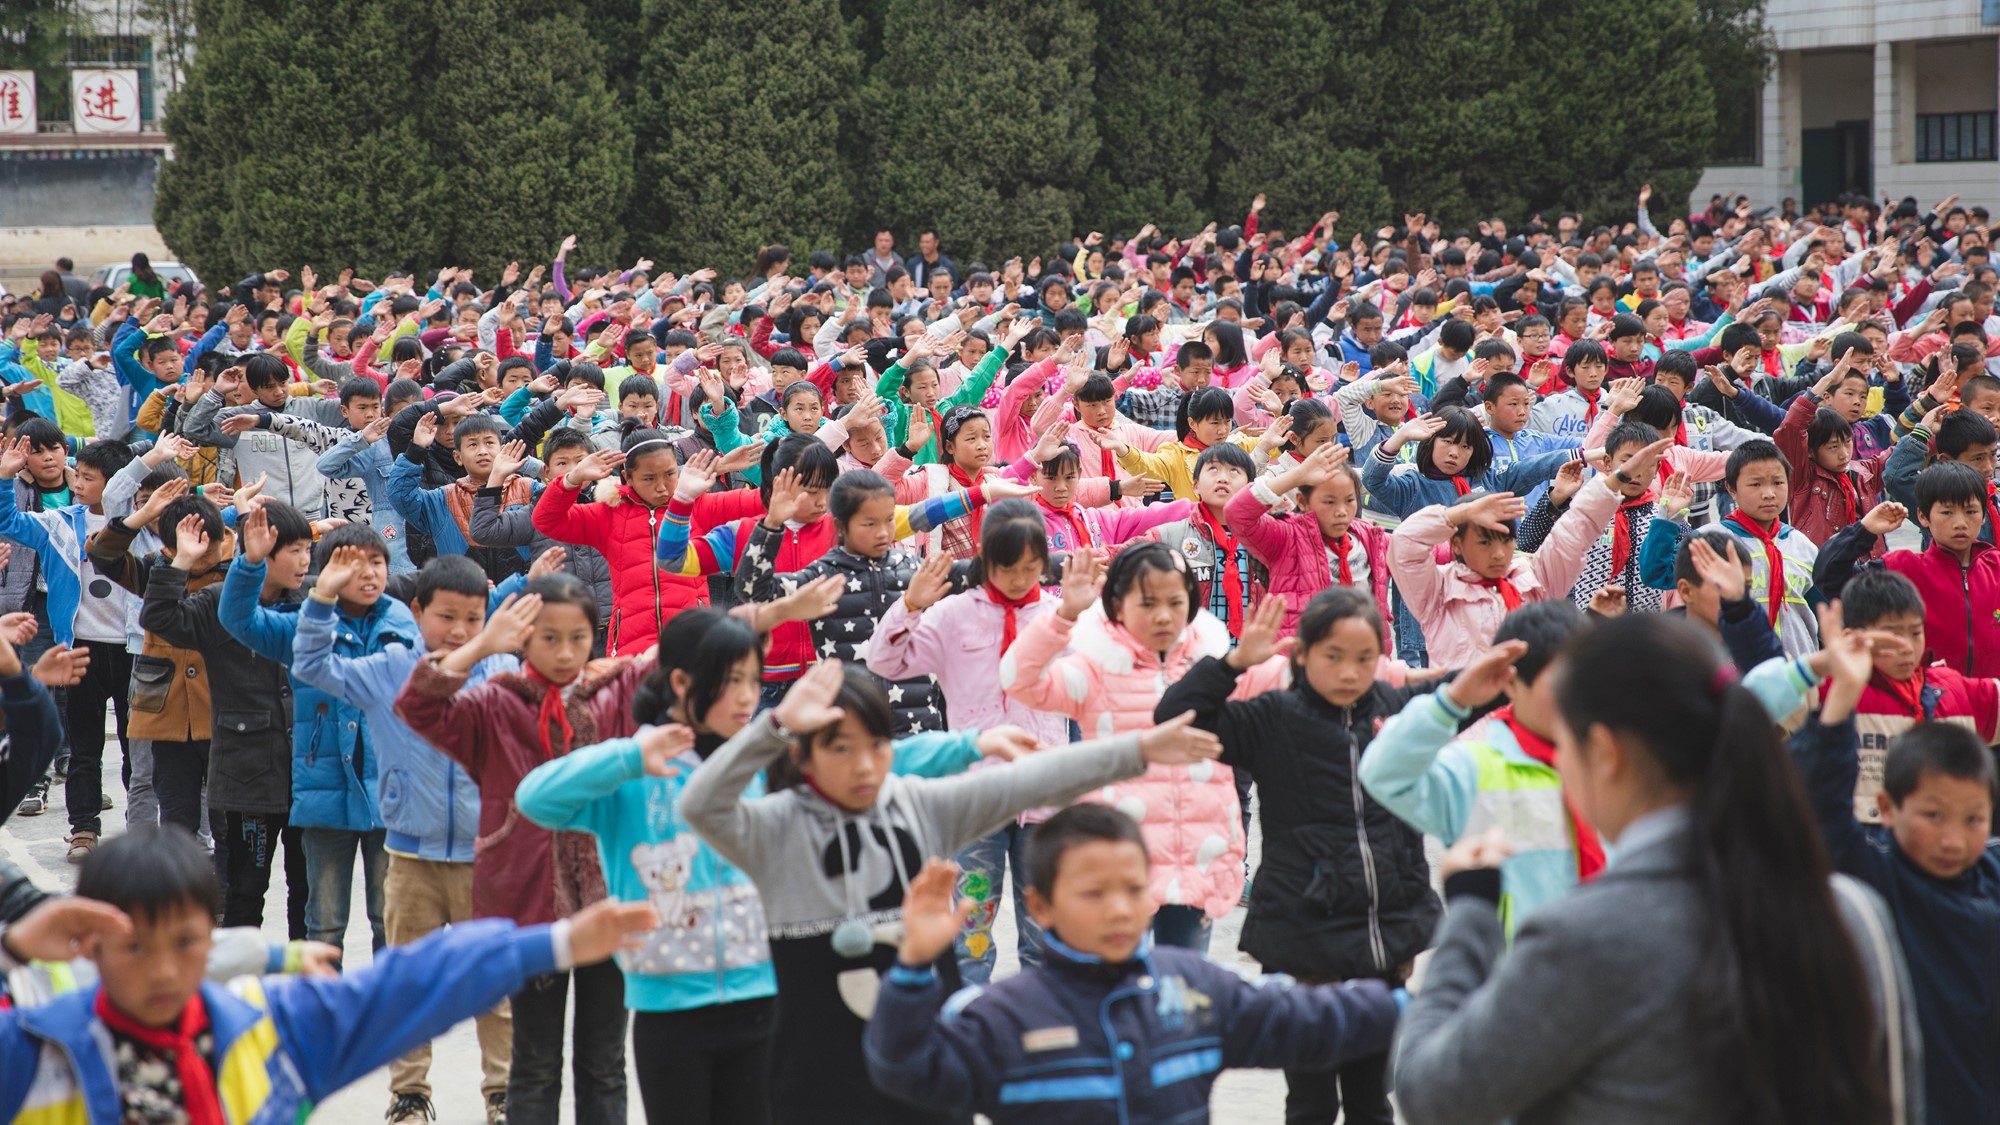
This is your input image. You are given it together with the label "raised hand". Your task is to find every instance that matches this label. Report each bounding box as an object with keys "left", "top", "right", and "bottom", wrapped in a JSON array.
[
  {"left": 677, "top": 449, "right": 722, "bottom": 502},
  {"left": 238, "top": 507, "right": 276, "bottom": 564},
  {"left": 1548, "top": 459, "right": 1585, "bottom": 508},
  {"left": 1588, "top": 585, "right": 1627, "bottom": 617},
  {"left": 478, "top": 592, "right": 543, "bottom": 656},
  {"left": 774, "top": 659, "right": 847, "bottom": 735},
  {"left": 0, "top": 610, "right": 34, "bottom": 647},
  {"left": 30, "top": 640, "right": 89, "bottom": 684},
  {"left": 1254, "top": 415, "right": 1294, "bottom": 457},
  {"left": 0, "top": 896, "right": 132, "bottom": 962},
  {"left": 564, "top": 899, "right": 661, "bottom": 967},
  {"left": 0, "top": 436, "right": 30, "bottom": 480},
  {"left": 528, "top": 545, "right": 567, "bottom": 580},
  {"left": 1445, "top": 639, "right": 1530, "bottom": 712},
  {"left": 1056, "top": 547, "right": 1104, "bottom": 621},
  {"left": 1138, "top": 711, "right": 1224, "bottom": 765},
  {"left": 170, "top": 514, "right": 212, "bottom": 570},
  {"left": 1390, "top": 412, "right": 1447, "bottom": 449},
  {"left": 901, "top": 409, "right": 934, "bottom": 454},
  {"left": 313, "top": 543, "right": 367, "bottom": 600},
  {"left": 565, "top": 448, "right": 626, "bottom": 489},
  {"left": 490, "top": 439, "right": 529, "bottom": 484},
  {"left": 1603, "top": 376, "right": 1645, "bottom": 417},
  {"left": 1657, "top": 470, "right": 1693, "bottom": 517},
  {"left": 1685, "top": 536, "right": 1747, "bottom": 602},
  {"left": 715, "top": 440, "right": 766, "bottom": 479},
  {"left": 360, "top": 414, "right": 395, "bottom": 444},
  {"left": 895, "top": 858, "right": 974, "bottom": 968},
  {"left": 975, "top": 726, "right": 1042, "bottom": 762},
  {"left": 1226, "top": 597, "right": 1294, "bottom": 670},
  {"left": 902, "top": 550, "right": 955, "bottom": 612},
  {"left": 410, "top": 412, "right": 440, "bottom": 448},
  {"left": 1861, "top": 501, "right": 1908, "bottom": 537},
  {"left": 219, "top": 412, "right": 263, "bottom": 436},
  {"left": 1448, "top": 491, "right": 1527, "bottom": 533},
  {"left": 767, "top": 573, "right": 846, "bottom": 627},
  {"left": 638, "top": 723, "right": 696, "bottom": 777},
  {"left": 132, "top": 476, "right": 191, "bottom": 527},
  {"left": 760, "top": 465, "right": 803, "bottom": 526},
  {"left": 1614, "top": 438, "right": 1675, "bottom": 490},
  {"left": 981, "top": 477, "right": 1038, "bottom": 502}
]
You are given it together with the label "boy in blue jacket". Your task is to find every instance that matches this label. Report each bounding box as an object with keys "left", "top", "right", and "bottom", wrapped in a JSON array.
[
  {"left": 221, "top": 519, "right": 413, "bottom": 957},
  {"left": 0, "top": 825, "right": 658, "bottom": 1125},
  {"left": 292, "top": 550, "right": 516, "bottom": 1123},
  {"left": 864, "top": 805, "right": 1398, "bottom": 1125},
  {"left": 1793, "top": 618, "right": 2000, "bottom": 1125}
]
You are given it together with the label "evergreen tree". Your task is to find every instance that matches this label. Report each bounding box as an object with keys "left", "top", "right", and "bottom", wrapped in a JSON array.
[
  {"left": 420, "top": 0, "right": 634, "bottom": 278},
  {"left": 626, "top": 0, "right": 856, "bottom": 274},
  {"left": 861, "top": 0, "right": 1099, "bottom": 266},
  {"left": 1083, "top": 0, "right": 1214, "bottom": 237}
]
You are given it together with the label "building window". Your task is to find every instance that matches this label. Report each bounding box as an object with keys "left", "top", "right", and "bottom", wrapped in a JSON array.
[
  {"left": 1712, "top": 95, "right": 1760, "bottom": 166},
  {"left": 1917, "top": 111, "right": 1996, "bottom": 162}
]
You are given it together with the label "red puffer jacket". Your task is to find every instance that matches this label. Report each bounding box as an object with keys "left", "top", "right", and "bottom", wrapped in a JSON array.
[{"left": 531, "top": 477, "right": 761, "bottom": 655}]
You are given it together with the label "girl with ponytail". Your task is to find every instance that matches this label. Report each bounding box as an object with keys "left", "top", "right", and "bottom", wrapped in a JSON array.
[{"left": 1392, "top": 614, "right": 1907, "bottom": 1125}]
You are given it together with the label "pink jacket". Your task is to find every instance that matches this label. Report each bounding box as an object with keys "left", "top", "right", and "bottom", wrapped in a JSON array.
[
  {"left": 1000, "top": 456, "right": 1193, "bottom": 551},
  {"left": 1386, "top": 476, "right": 1621, "bottom": 669},
  {"left": 1000, "top": 607, "right": 1279, "bottom": 918},
  {"left": 1224, "top": 480, "right": 1393, "bottom": 646},
  {"left": 868, "top": 587, "right": 1070, "bottom": 749}
]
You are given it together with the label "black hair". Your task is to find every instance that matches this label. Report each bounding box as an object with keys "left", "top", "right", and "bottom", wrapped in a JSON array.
[
  {"left": 243, "top": 353, "right": 288, "bottom": 390},
  {"left": 618, "top": 426, "right": 680, "bottom": 476},
  {"left": 1471, "top": 338, "right": 1515, "bottom": 365},
  {"left": 1175, "top": 339, "right": 1213, "bottom": 367},
  {"left": 1283, "top": 396, "right": 1337, "bottom": 448},
  {"left": 1839, "top": 567, "right": 1925, "bottom": 630},
  {"left": 1558, "top": 338, "right": 1607, "bottom": 381},
  {"left": 758, "top": 434, "right": 839, "bottom": 504},
  {"left": 1935, "top": 410, "right": 1998, "bottom": 459},
  {"left": 1674, "top": 530, "right": 1750, "bottom": 587},
  {"left": 1269, "top": 363, "right": 1306, "bottom": 393},
  {"left": 1176, "top": 386, "right": 1234, "bottom": 442},
  {"left": 1204, "top": 320, "right": 1247, "bottom": 368},
  {"left": 541, "top": 425, "right": 592, "bottom": 463},
  {"left": 1718, "top": 322, "right": 1763, "bottom": 355},
  {"left": 1347, "top": 300, "right": 1384, "bottom": 325},
  {"left": 139, "top": 336, "right": 178, "bottom": 363},
  {"left": 452, "top": 413, "right": 507, "bottom": 445},
  {"left": 1416, "top": 406, "right": 1493, "bottom": 480},
  {"left": 565, "top": 362, "right": 607, "bottom": 391},
  {"left": 1827, "top": 331, "right": 1873, "bottom": 363},
  {"left": 772, "top": 666, "right": 897, "bottom": 793},
  {"left": 1606, "top": 312, "right": 1646, "bottom": 342},
  {"left": 1915, "top": 460, "right": 1989, "bottom": 517},
  {"left": 261, "top": 500, "right": 314, "bottom": 552},
  {"left": 1962, "top": 373, "right": 2000, "bottom": 405},
  {"left": 314, "top": 521, "right": 390, "bottom": 570},
  {"left": 828, "top": 469, "right": 896, "bottom": 527},
  {"left": 1036, "top": 440, "right": 1083, "bottom": 477},
  {"left": 1438, "top": 318, "right": 1476, "bottom": 353},
  {"left": 618, "top": 374, "right": 660, "bottom": 404},
  {"left": 1480, "top": 372, "right": 1531, "bottom": 405},
  {"left": 1884, "top": 722, "right": 1997, "bottom": 806},
  {"left": 938, "top": 404, "right": 989, "bottom": 462},
  {"left": 1076, "top": 373, "right": 1116, "bottom": 404},
  {"left": 412, "top": 553, "right": 490, "bottom": 607},
  {"left": 1122, "top": 313, "right": 1161, "bottom": 349},
  {"left": 1026, "top": 804, "right": 1148, "bottom": 898},
  {"left": 522, "top": 571, "right": 600, "bottom": 631},
  {"left": 769, "top": 346, "right": 807, "bottom": 371},
  {"left": 339, "top": 377, "right": 382, "bottom": 406},
  {"left": 1291, "top": 587, "right": 1384, "bottom": 679},
  {"left": 780, "top": 380, "right": 822, "bottom": 410},
  {"left": 76, "top": 825, "right": 219, "bottom": 924},
  {"left": 1099, "top": 541, "right": 1199, "bottom": 625},
  {"left": 1604, "top": 420, "right": 1661, "bottom": 461},
  {"left": 384, "top": 377, "right": 423, "bottom": 412},
  {"left": 1652, "top": 351, "right": 1697, "bottom": 390},
  {"left": 1493, "top": 599, "right": 1587, "bottom": 685},
  {"left": 157, "top": 494, "right": 223, "bottom": 554},
  {"left": 1553, "top": 615, "right": 1889, "bottom": 1125},
  {"left": 1192, "top": 441, "right": 1255, "bottom": 482},
  {"left": 137, "top": 463, "right": 188, "bottom": 494},
  {"left": 1806, "top": 407, "right": 1853, "bottom": 454},
  {"left": 75, "top": 440, "right": 134, "bottom": 478},
  {"left": 1724, "top": 439, "right": 1787, "bottom": 490},
  {"left": 631, "top": 607, "right": 763, "bottom": 735},
  {"left": 973, "top": 497, "right": 1051, "bottom": 583}
]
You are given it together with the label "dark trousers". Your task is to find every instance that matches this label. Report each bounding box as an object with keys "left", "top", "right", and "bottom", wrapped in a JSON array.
[
  {"left": 508, "top": 960, "right": 628, "bottom": 1125},
  {"left": 1283, "top": 1050, "right": 1392, "bottom": 1124},
  {"left": 631, "top": 998, "right": 773, "bottom": 1125},
  {"left": 19, "top": 592, "right": 67, "bottom": 784},
  {"left": 151, "top": 739, "right": 209, "bottom": 834},
  {"left": 210, "top": 808, "right": 289, "bottom": 928},
  {"left": 64, "top": 641, "right": 132, "bottom": 835}
]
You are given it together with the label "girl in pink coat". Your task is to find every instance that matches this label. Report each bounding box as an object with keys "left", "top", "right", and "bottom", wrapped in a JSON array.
[
  {"left": 1000, "top": 543, "right": 1279, "bottom": 949},
  {"left": 866, "top": 499, "right": 1068, "bottom": 983},
  {"left": 1225, "top": 442, "right": 1394, "bottom": 646}
]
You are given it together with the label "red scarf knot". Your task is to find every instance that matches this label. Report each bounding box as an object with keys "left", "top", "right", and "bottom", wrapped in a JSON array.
[
  {"left": 97, "top": 990, "right": 224, "bottom": 1125},
  {"left": 1726, "top": 511, "right": 1786, "bottom": 626},
  {"left": 1193, "top": 503, "right": 1244, "bottom": 636},
  {"left": 1496, "top": 705, "right": 1605, "bottom": 880},
  {"left": 984, "top": 582, "right": 1041, "bottom": 653},
  {"left": 1478, "top": 574, "right": 1524, "bottom": 611},
  {"left": 525, "top": 665, "right": 580, "bottom": 760},
  {"left": 1035, "top": 493, "right": 1095, "bottom": 553},
  {"left": 946, "top": 462, "right": 987, "bottom": 543}
]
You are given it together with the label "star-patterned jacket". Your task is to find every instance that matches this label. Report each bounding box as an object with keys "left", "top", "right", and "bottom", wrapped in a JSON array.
[{"left": 736, "top": 529, "right": 944, "bottom": 734}]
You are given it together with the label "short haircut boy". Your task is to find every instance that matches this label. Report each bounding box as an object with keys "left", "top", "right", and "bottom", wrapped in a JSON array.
[
  {"left": 313, "top": 521, "right": 390, "bottom": 570},
  {"left": 1026, "top": 804, "right": 1147, "bottom": 898},
  {"left": 1839, "top": 567, "right": 1925, "bottom": 630},
  {"left": 1915, "top": 461, "right": 1989, "bottom": 516},
  {"left": 413, "top": 553, "right": 490, "bottom": 606},
  {"left": 1884, "top": 722, "right": 1997, "bottom": 806},
  {"left": 76, "top": 824, "right": 219, "bottom": 921},
  {"left": 1724, "top": 439, "right": 1787, "bottom": 490}
]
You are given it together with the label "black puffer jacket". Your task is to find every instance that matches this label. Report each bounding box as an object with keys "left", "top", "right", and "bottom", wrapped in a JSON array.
[
  {"left": 1160, "top": 656, "right": 1440, "bottom": 981},
  {"left": 733, "top": 526, "right": 942, "bottom": 734}
]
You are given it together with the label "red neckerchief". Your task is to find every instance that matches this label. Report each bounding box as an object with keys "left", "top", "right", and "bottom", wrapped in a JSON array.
[
  {"left": 97, "top": 990, "right": 224, "bottom": 1125},
  {"left": 1184, "top": 432, "right": 1211, "bottom": 452},
  {"left": 1727, "top": 511, "right": 1785, "bottom": 625},
  {"left": 1036, "top": 493, "right": 1094, "bottom": 552},
  {"left": 1326, "top": 531, "right": 1354, "bottom": 586},
  {"left": 1760, "top": 348, "right": 1782, "bottom": 379},
  {"left": 524, "top": 665, "right": 579, "bottom": 760},
  {"left": 946, "top": 462, "right": 986, "bottom": 542},
  {"left": 1495, "top": 705, "right": 1605, "bottom": 880},
  {"left": 1832, "top": 469, "right": 1861, "bottom": 527},
  {"left": 1870, "top": 670, "right": 1926, "bottom": 719},
  {"left": 1478, "top": 575, "right": 1523, "bottom": 611},
  {"left": 984, "top": 583, "right": 1040, "bottom": 652},
  {"left": 1579, "top": 386, "right": 1600, "bottom": 424},
  {"left": 1193, "top": 503, "right": 1243, "bottom": 636},
  {"left": 1610, "top": 486, "right": 1658, "bottom": 575},
  {"left": 1093, "top": 431, "right": 1116, "bottom": 479},
  {"left": 1983, "top": 479, "right": 1998, "bottom": 534}
]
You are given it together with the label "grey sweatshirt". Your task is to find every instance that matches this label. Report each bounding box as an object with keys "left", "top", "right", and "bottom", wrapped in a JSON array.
[{"left": 677, "top": 712, "right": 1145, "bottom": 935}]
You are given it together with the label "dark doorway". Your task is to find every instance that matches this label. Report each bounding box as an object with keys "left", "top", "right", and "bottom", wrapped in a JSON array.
[{"left": 1801, "top": 119, "right": 1871, "bottom": 212}]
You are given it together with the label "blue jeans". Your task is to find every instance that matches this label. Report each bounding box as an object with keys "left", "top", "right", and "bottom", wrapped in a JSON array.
[
  {"left": 953, "top": 822, "right": 1044, "bottom": 984},
  {"left": 301, "top": 827, "right": 388, "bottom": 955},
  {"left": 1390, "top": 580, "right": 1428, "bottom": 668},
  {"left": 1151, "top": 905, "right": 1212, "bottom": 952}
]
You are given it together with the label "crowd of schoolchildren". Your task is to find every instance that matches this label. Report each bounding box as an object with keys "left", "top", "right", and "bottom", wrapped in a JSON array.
[{"left": 0, "top": 185, "right": 1998, "bottom": 1125}]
